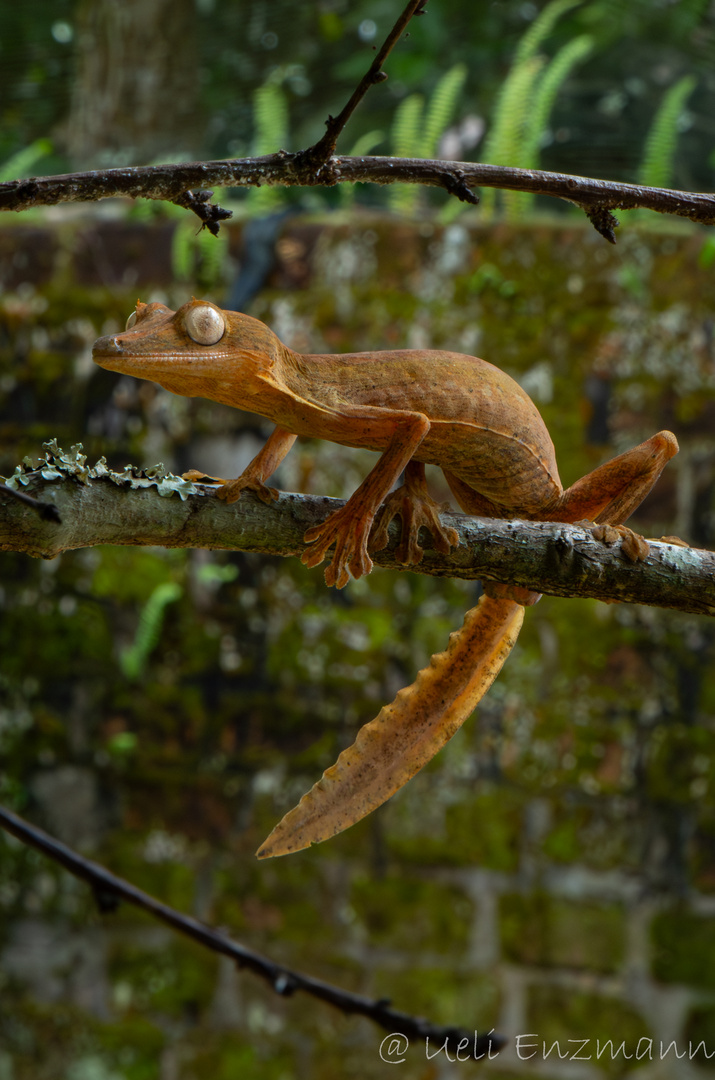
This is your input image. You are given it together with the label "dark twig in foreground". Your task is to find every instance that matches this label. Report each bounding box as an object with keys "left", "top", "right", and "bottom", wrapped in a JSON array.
[
  {"left": 0, "top": 805, "right": 502, "bottom": 1059},
  {"left": 299, "top": 0, "right": 429, "bottom": 168}
]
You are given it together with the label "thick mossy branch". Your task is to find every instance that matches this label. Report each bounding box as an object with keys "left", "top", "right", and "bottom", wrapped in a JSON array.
[{"left": 1, "top": 466, "right": 713, "bottom": 617}]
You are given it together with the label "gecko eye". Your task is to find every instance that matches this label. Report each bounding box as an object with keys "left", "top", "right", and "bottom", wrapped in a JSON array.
[
  {"left": 185, "top": 304, "right": 225, "bottom": 346},
  {"left": 125, "top": 310, "right": 138, "bottom": 330}
]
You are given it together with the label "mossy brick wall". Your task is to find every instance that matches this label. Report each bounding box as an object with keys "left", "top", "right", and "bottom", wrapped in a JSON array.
[{"left": 2, "top": 210, "right": 715, "bottom": 1078}]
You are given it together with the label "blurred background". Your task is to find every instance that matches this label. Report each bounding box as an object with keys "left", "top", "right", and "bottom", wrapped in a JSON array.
[{"left": 2, "top": 2, "right": 715, "bottom": 1078}]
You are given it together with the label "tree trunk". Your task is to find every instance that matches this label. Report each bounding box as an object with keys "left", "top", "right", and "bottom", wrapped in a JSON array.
[{"left": 66, "top": 0, "right": 201, "bottom": 169}]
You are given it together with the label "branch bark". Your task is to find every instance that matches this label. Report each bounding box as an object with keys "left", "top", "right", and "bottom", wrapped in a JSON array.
[
  {"left": 2, "top": 465, "right": 712, "bottom": 617},
  {"left": 1, "top": 155, "right": 713, "bottom": 237},
  {"left": 0, "top": 804, "right": 501, "bottom": 1059}
]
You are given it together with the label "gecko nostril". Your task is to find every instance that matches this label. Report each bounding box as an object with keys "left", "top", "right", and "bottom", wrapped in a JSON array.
[{"left": 92, "top": 335, "right": 122, "bottom": 357}]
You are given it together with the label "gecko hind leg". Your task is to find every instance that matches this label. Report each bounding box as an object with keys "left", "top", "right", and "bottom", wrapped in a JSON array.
[
  {"left": 554, "top": 430, "right": 679, "bottom": 562},
  {"left": 371, "top": 461, "right": 459, "bottom": 565}
]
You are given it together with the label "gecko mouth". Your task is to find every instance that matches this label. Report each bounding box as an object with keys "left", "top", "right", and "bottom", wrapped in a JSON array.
[{"left": 91, "top": 335, "right": 235, "bottom": 378}]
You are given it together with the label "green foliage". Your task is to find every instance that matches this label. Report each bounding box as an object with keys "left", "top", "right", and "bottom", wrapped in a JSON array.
[
  {"left": 638, "top": 74, "right": 697, "bottom": 189},
  {"left": 388, "top": 63, "right": 467, "bottom": 214},
  {"left": 0, "top": 138, "right": 52, "bottom": 182},
  {"left": 247, "top": 73, "right": 291, "bottom": 213},
  {"left": 480, "top": 0, "right": 593, "bottom": 220},
  {"left": 513, "top": 0, "right": 583, "bottom": 65},
  {"left": 699, "top": 232, "right": 715, "bottom": 269},
  {"left": 170, "top": 217, "right": 230, "bottom": 290},
  {"left": 520, "top": 36, "right": 594, "bottom": 173},
  {"left": 651, "top": 907, "right": 715, "bottom": 990},
  {"left": 422, "top": 63, "right": 469, "bottom": 162},
  {"left": 340, "top": 129, "right": 385, "bottom": 206},
  {"left": 120, "top": 582, "right": 183, "bottom": 681}
]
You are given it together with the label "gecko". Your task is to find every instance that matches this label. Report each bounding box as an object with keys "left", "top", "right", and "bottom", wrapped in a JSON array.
[{"left": 92, "top": 298, "right": 678, "bottom": 858}]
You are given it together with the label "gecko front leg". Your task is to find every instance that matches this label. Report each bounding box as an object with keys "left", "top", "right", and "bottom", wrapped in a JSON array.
[
  {"left": 217, "top": 426, "right": 297, "bottom": 504},
  {"left": 302, "top": 413, "right": 430, "bottom": 588},
  {"left": 371, "top": 460, "right": 459, "bottom": 565}
]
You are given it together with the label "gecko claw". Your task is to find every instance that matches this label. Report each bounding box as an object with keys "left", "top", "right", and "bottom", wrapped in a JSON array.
[
  {"left": 217, "top": 476, "right": 280, "bottom": 504},
  {"left": 302, "top": 507, "right": 374, "bottom": 588}
]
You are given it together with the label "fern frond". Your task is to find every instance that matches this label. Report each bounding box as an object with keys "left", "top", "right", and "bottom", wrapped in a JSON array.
[
  {"left": 249, "top": 77, "right": 290, "bottom": 212},
  {"left": 480, "top": 55, "right": 544, "bottom": 216},
  {"left": 422, "top": 63, "right": 468, "bottom": 159},
  {"left": 511, "top": 34, "right": 593, "bottom": 218},
  {"left": 120, "top": 582, "right": 183, "bottom": 681},
  {"left": 638, "top": 74, "right": 697, "bottom": 190},
  {"left": 389, "top": 94, "right": 425, "bottom": 212},
  {"left": 196, "top": 225, "right": 229, "bottom": 290},
  {"left": 348, "top": 129, "right": 385, "bottom": 158},
  {"left": 391, "top": 93, "right": 424, "bottom": 158},
  {"left": 171, "top": 219, "right": 196, "bottom": 281},
  {"left": 341, "top": 129, "right": 385, "bottom": 206},
  {"left": 522, "top": 35, "right": 593, "bottom": 170},
  {"left": 514, "top": 0, "right": 583, "bottom": 64},
  {"left": 253, "top": 79, "right": 289, "bottom": 157},
  {"left": 0, "top": 138, "right": 52, "bottom": 182}
]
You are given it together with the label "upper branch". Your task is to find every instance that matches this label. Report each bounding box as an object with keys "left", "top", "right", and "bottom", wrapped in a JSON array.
[
  {"left": 1, "top": 156, "right": 713, "bottom": 233},
  {"left": 298, "top": 0, "right": 428, "bottom": 167},
  {"left": 1, "top": 460, "right": 712, "bottom": 617}
]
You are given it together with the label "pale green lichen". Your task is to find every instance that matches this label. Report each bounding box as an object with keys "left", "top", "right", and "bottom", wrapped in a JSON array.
[{"left": 3, "top": 439, "right": 201, "bottom": 501}]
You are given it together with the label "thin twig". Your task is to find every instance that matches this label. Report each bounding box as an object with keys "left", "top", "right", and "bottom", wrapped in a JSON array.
[
  {"left": 0, "top": 804, "right": 502, "bottom": 1059},
  {"left": 298, "top": 0, "right": 428, "bottom": 168}
]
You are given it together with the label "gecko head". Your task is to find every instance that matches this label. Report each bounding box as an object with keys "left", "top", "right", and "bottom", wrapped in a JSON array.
[{"left": 92, "top": 299, "right": 281, "bottom": 399}]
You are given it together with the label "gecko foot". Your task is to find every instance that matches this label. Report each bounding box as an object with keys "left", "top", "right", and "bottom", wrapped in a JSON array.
[
  {"left": 371, "top": 483, "right": 459, "bottom": 565},
  {"left": 302, "top": 505, "right": 374, "bottom": 588},
  {"left": 582, "top": 521, "right": 650, "bottom": 562},
  {"left": 215, "top": 474, "right": 280, "bottom": 505}
]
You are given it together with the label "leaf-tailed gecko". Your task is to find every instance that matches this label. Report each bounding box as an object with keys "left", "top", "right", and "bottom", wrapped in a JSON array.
[{"left": 93, "top": 299, "right": 678, "bottom": 857}]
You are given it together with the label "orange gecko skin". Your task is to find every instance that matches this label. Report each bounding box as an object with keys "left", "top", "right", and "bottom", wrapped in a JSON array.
[{"left": 93, "top": 299, "right": 678, "bottom": 856}]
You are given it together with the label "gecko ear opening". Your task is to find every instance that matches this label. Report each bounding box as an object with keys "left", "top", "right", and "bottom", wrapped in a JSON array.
[{"left": 185, "top": 303, "right": 226, "bottom": 346}]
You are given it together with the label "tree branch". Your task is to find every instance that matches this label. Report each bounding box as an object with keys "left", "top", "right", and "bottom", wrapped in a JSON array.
[
  {"left": 0, "top": 804, "right": 501, "bottom": 1059},
  {"left": 1, "top": 0, "right": 710, "bottom": 238},
  {"left": 2, "top": 450, "right": 712, "bottom": 617},
  {"left": 1, "top": 155, "right": 713, "bottom": 235},
  {"left": 297, "top": 0, "right": 428, "bottom": 168}
]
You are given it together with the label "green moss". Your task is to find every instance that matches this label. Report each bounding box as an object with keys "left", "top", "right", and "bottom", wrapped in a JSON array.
[
  {"left": 372, "top": 966, "right": 500, "bottom": 1031},
  {"left": 108, "top": 939, "right": 217, "bottom": 1019},
  {"left": 651, "top": 908, "right": 715, "bottom": 990},
  {"left": 646, "top": 724, "right": 715, "bottom": 803},
  {"left": 350, "top": 873, "right": 473, "bottom": 954},
  {"left": 500, "top": 893, "right": 625, "bottom": 972},
  {"left": 182, "top": 1037, "right": 287, "bottom": 1080},
  {"left": 95, "top": 1015, "right": 164, "bottom": 1080},
  {"left": 385, "top": 782, "right": 524, "bottom": 870},
  {"left": 683, "top": 1006, "right": 715, "bottom": 1068},
  {"left": 526, "top": 985, "right": 649, "bottom": 1074}
]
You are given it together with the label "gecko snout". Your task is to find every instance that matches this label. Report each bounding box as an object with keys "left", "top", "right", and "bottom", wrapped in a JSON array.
[{"left": 92, "top": 334, "right": 124, "bottom": 366}]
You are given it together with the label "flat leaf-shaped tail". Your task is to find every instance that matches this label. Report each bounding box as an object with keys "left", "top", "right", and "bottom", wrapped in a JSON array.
[{"left": 257, "top": 595, "right": 524, "bottom": 858}]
